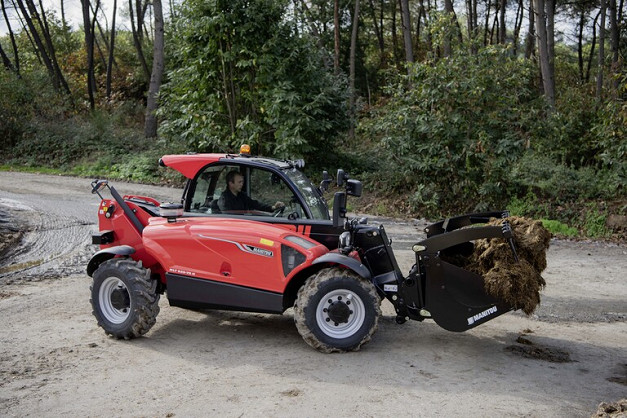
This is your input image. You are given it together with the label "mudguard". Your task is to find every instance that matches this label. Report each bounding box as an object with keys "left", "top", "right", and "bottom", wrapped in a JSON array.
[
  {"left": 312, "top": 252, "right": 371, "bottom": 280},
  {"left": 87, "top": 245, "right": 136, "bottom": 277}
]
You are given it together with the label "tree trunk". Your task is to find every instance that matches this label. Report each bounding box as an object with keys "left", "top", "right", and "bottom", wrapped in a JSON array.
[
  {"left": 32, "top": 0, "right": 71, "bottom": 95},
  {"left": 14, "top": 0, "right": 57, "bottom": 86},
  {"left": 546, "top": 0, "right": 555, "bottom": 93},
  {"left": 577, "top": 9, "right": 584, "bottom": 82},
  {"left": 524, "top": 0, "right": 535, "bottom": 58},
  {"left": 0, "top": 43, "right": 15, "bottom": 72},
  {"left": 60, "top": 0, "right": 66, "bottom": 27},
  {"left": 513, "top": 0, "right": 523, "bottom": 55},
  {"left": 1, "top": 0, "right": 20, "bottom": 74},
  {"left": 596, "top": 0, "right": 606, "bottom": 99},
  {"left": 499, "top": 0, "right": 506, "bottom": 44},
  {"left": 334, "top": 0, "right": 340, "bottom": 73},
  {"left": 145, "top": 0, "right": 164, "bottom": 138},
  {"left": 586, "top": 11, "right": 600, "bottom": 83},
  {"left": 369, "top": 0, "right": 385, "bottom": 63},
  {"left": 483, "top": 0, "right": 491, "bottom": 46},
  {"left": 490, "top": 13, "right": 498, "bottom": 44},
  {"left": 443, "top": 0, "right": 454, "bottom": 56},
  {"left": 533, "top": 0, "right": 555, "bottom": 107},
  {"left": 129, "top": 0, "right": 150, "bottom": 80},
  {"left": 392, "top": 0, "right": 400, "bottom": 65},
  {"left": 400, "top": 0, "right": 414, "bottom": 68},
  {"left": 608, "top": 0, "right": 620, "bottom": 94},
  {"left": 106, "top": 0, "right": 117, "bottom": 99},
  {"left": 465, "top": 0, "right": 478, "bottom": 53},
  {"left": 349, "top": 0, "right": 360, "bottom": 139},
  {"left": 81, "top": 0, "right": 95, "bottom": 109}
]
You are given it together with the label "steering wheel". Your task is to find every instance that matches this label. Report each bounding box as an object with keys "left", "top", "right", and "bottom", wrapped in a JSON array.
[{"left": 272, "top": 206, "right": 286, "bottom": 217}]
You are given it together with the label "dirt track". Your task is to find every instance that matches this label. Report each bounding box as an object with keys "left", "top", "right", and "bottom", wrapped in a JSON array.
[{"left": 0, "top": 172, "right": 625, "bottom": 417}]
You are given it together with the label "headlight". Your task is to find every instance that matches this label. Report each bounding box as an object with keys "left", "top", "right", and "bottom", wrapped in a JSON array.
[{"left": 281, "top": 245, "right": 306, "bottom": 277}]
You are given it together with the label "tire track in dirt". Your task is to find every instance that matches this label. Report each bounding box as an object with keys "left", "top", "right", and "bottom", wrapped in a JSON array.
[{"left": 0, "top": 198, "right": 95, "bottom": 283}]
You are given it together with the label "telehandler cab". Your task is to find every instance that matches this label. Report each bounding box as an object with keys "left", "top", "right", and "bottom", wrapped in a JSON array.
[{"left": 88, "top": 146, "right": 521, "bottom": 352}]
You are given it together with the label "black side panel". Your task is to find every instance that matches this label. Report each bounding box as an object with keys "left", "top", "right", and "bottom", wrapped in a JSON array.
[
  {"left": 423, "top": 258, "right": 510, "bottom": 331},
  {"left": 166, "top": 273, "right": 285, "bottom": 314}
]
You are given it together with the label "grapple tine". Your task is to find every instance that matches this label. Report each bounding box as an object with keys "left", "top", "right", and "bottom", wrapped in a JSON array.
[{"left": 501, "top": 221, "right": 519, "bottom": 262}]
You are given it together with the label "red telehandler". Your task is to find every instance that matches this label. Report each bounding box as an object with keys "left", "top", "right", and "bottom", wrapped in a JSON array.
[{"left": 88, "top": 147, "right": 525, "bottom": 352}]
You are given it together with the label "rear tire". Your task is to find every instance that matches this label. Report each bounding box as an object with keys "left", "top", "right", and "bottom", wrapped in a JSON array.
[
  {"left": 293, "top": 267, "right": 380, "bottom": 353},
  {"left": 90, "top": 258, "right": 160, "bottom": 339}
]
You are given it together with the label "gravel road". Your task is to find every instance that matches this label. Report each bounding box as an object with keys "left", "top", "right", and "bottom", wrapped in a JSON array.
[{"left": 0, "top": 172, "right": 625, "bottom": 417}]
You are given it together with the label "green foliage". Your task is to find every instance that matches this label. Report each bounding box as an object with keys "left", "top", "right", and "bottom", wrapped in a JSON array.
[
  {"left": 591, "top": 100, "right": 627, "bottom": 172},
  {"left": 507, "top": 192, "right": 545, "bottom": 217},
  {"left": 356, "top": 46, "right": 541, "bottom": 216},
  {"left": 1, "top": 105, "right": 185, "bottom": 184},
  {"left": 540, "top": 219, "right": 578, "bottom": 238},
  {"left": 158, "top": 0, "right": 348, "bottom": 162},
  {"left": 583, "top": 203, "right": 611, "bottom": 238},
  {"left": 509, "top": 152, "right": 621, "bottom": 202}
]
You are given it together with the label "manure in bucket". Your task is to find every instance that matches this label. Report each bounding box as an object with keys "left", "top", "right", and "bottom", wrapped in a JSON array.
[{"left": 443, "top": 216, "right": 551, "bottom": 315}]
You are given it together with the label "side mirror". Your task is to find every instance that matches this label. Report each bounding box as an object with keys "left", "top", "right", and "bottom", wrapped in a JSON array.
[
  {"left": 337, "top": 169, "right": 346, "bottom": 187},
  {"left": 346, "top": 179, "right": 362, "bottom": 197},
  {"left": 320, "top": 170, "right": 332, "bottom": 192}
]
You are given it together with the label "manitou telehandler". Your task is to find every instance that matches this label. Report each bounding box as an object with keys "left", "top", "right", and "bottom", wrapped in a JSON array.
[{"left": 88, "top": 146, "right": 521, "bottom": 352}]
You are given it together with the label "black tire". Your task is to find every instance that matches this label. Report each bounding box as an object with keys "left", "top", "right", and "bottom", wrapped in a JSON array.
[
  {"left": 90, "top": 258, "right": 160, "bottom": 339},
  {"left": 293, "top": 267, "right": 381, "bottom": 353}
]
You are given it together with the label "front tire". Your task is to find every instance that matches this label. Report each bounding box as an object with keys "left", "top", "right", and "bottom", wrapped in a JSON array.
[
  {"left": 90, "top": 258, "right": 160, "bottom": 339},
  {"left": 293, "top": 268, "right": 381, "bottom": 353}
]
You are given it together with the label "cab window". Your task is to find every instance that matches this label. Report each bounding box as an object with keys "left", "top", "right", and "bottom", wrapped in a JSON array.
[
  {"left": 248, "top": 167, "right": 306, "bottom": 219},
  {"left": 188, "top": 164, "right": 307, "bottom": 219},
  {"left": 188, "top": 165, "right": 237, "bottom": 213}
]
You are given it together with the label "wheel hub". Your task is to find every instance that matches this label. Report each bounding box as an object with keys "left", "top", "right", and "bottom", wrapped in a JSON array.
[
  {"left": 326, "top": 299, "right": 352, "bottom": 324},
  {"left": 99, "top": 276, "right": 132, "bottom": 324},
  {"left": 110, "top": 286, "right": 130, "bottom": 310}
]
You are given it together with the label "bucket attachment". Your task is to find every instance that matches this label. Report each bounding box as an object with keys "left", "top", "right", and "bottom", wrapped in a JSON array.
[{"left": 414, "top": 211, "right": 517, "bottom": 331}]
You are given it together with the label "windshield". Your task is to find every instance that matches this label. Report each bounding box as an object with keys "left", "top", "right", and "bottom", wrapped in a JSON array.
[{"left": 283, "top": 168, "right": 329, "bottom": 220}]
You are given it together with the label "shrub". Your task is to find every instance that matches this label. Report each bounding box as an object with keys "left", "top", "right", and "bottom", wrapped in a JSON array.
[{"left": 355, "top": 46, "right": 543, "bottom": 217}]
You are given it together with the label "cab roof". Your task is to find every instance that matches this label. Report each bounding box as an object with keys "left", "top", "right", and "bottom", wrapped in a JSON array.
[{"left": 159, "top": 153, "right": 292, "bottom": 179}]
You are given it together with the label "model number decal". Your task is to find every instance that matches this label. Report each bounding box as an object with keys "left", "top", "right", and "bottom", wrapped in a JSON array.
[
  {"left": 169, "top": 268, "right": 196, "bottom": 276},
  {"left": 467, "top": 306, "right": 497, "bottom": 325}
]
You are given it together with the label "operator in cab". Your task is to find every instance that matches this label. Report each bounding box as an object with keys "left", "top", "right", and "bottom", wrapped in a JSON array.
[{"left": 218, "top": 170, "right": 284, "bottom": 214}]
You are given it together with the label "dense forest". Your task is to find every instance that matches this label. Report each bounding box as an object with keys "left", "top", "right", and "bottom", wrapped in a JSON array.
[{"left": 0, "top": 0, "right": 625, "bottom": 237}]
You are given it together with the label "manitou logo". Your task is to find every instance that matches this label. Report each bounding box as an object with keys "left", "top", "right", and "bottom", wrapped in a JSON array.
[{"left": 467, "top": 306, "right": 498, "bottom": 325}]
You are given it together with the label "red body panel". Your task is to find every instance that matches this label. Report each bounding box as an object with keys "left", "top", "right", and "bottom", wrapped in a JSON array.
[
  {"left": 160, "top": 154, "right": 226, "bottom": 179},
  {"left": 142, "top": 217, "right": 328, "bottom": 293},
  {"left": 97, "top": 196, "right": 328, "bottom": 292},
  {"left": 97, "top": 199, "right": 160, "bottom": 272}
]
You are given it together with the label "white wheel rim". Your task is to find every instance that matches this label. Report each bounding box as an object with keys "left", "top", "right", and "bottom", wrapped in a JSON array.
[
  {"left": 316, "top": 289, "right": 366, "bottom": 339},
  {"left": 99, "top": 276, "right": 131, "bottom": 324}
]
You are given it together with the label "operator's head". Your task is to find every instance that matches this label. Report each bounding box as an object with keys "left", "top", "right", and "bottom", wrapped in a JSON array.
[{"left": 226, "top": 170, "right": 244, "bottom": 195}]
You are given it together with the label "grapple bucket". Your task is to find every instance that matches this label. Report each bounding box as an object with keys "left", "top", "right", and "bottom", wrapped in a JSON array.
[{"left": 414, "top": 211, "right": 519, "bottom": 331}]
